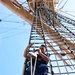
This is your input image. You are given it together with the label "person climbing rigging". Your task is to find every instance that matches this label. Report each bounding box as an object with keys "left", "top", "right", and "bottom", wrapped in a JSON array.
[{"left": 23, "top": 43, "right": 50, "bottom": 75}]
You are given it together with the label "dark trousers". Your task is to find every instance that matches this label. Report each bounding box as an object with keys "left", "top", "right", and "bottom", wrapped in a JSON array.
[{"left": 26, "top": 64, "right": 48, "bottom": 75}]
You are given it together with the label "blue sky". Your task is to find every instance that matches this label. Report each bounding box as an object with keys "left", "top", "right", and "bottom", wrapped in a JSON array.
[
  {"left": 0, "top": 0, "right": 75, "bottom": 75},
  {"left": 0, "top": 2, "right": 31, "bottom": 75}
]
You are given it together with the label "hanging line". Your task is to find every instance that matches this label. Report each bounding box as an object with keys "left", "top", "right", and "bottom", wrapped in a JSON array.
[
  {"left": 38, "top": 6, "right": 54, "bottom": 74},
  {"left": 23, "top": 2, "right": 38, "bottom": 75}
]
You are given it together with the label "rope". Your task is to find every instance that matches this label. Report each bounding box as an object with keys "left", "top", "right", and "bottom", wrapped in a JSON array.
[
  {"left": 32, "top": 10, "right": 38, "bottom": 75},
  {"left": 59, "top": 0, "right": 68, "bottom": 10},
  {"left": 57, "top": 13, "right": 75, "bottom": 26},
  {"left": 38, "top": 5, "right": 54, "bottom": 75},
  {"left": 59, "top": 10, "right": 75, "bottom": 20},
  {"left": 30, "top": 56, "right": 33, "bottom": 75},
  {"left": 57, "top": 0, "right": 64, "bottom": 7},
  {"left": 32, "top": 56, "right": 37, "bottom": 75},
  {"left": 25, "top": 5, "right": 38, "bottom": 74}
]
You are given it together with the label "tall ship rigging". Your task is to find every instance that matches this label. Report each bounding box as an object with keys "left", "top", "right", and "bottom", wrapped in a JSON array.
[{"left": 0, "top": 0, "right": 75, "bottom": 75}]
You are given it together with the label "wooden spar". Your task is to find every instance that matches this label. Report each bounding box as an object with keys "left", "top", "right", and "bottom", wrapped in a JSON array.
[
  {"left": 0, "top": 0, "right": 33, "bottom": 24},
  {"left": 1, "top": 0, "right": 75, "bottom": 61}
]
